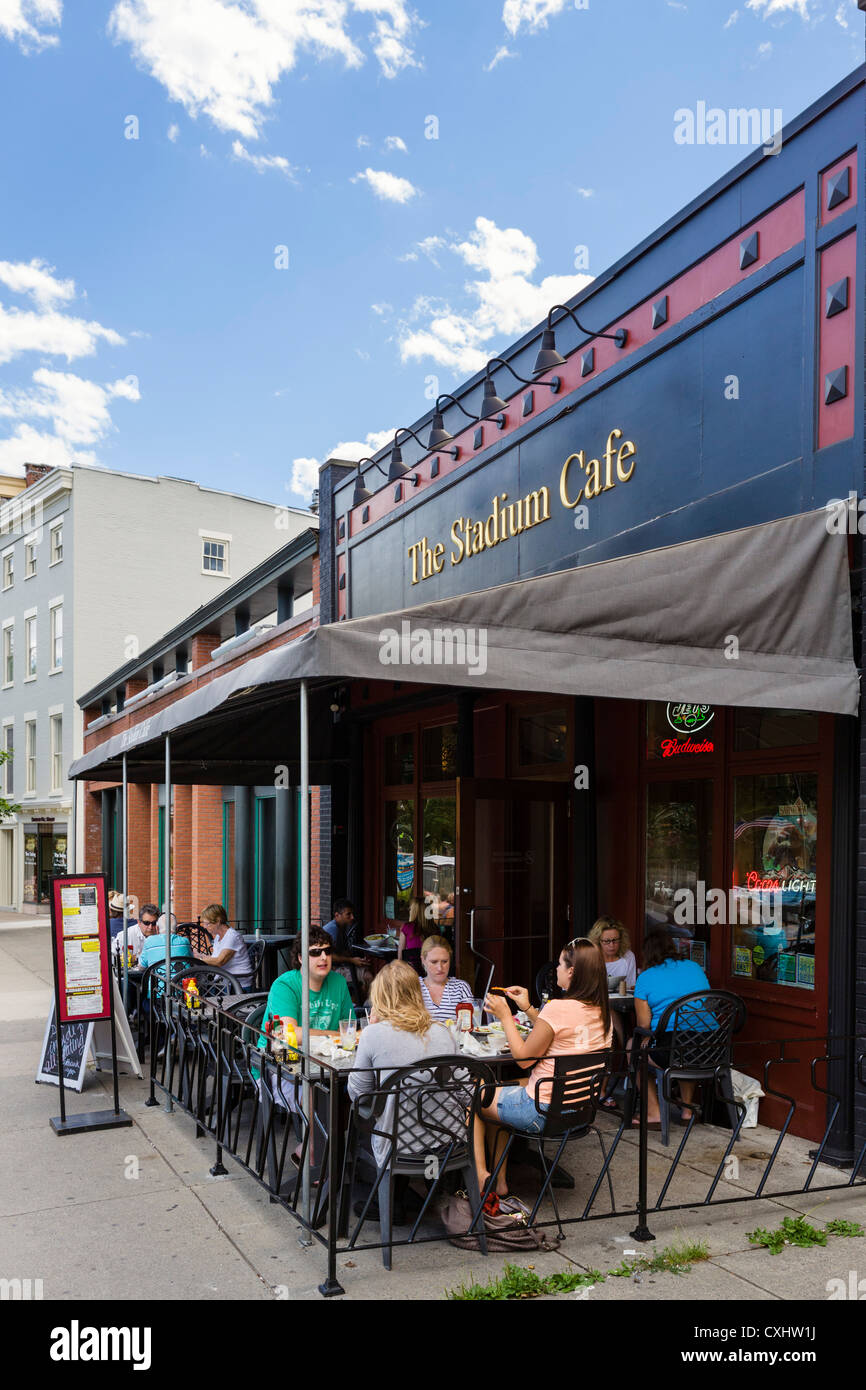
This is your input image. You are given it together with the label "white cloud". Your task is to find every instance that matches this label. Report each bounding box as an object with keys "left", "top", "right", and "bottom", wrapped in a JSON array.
[
  {"left": 0, "top": 261, "right": 137, "bottom": 475},
  {"left": 0, "top": 0, "right": 61, "bottom": 52},
  {"left": 352, "top": 167, "right": 418, "bottom": 203},
  {"left": 167, "top": 121, "right": 179, "bottom": 141},
  {"left": 199, "top": 143, "right": 211, "bottom": 157},
  {"left": 384, "top": 134, "right": 407, "bottom": 152},
  {"left": 575, "top": 187, "right": 594, "bottom": 198},
  {"left": 724, "top": 9, "right": 739, "bottom": 25},
  {"left": 502, "top": 0, "right": 570, "bottom": 37},
  {"left": 0, "top": 257, "right": 75, "bottom": 310},
  {"left": 745, "top": 0, "right": 809, "bottom": 18},
  {"left": 834, "top": 1, "right": 854, "bottom": 26},
  {"left": 757, "top": 38, "right": 773, "bottom": 55},
  {"left": 397, "top": 215, "right": 592, "bottom": 375},
  {"left": 354, "top": 347, "right": 370, "bottom": 360},
  {"left": 231, "top": 138, "right": 297, "bottom": 180},
  {"left": 371, "top": 301, "right": 393, "bottom": 316},
  {"left": 356, "top": 133, "right": 371, "bottom": 148},
  {"left": 290, "top": 425, "right": 395, "bottom": 500},
  {"left": 667, "top": 1, "right": 687, "bottom": 9},
  {"left": 107, "top": 0, "right": 422, "bottom": 141},
  {"left": 484, "top": 44, "right": 515, "bottom": 71}
]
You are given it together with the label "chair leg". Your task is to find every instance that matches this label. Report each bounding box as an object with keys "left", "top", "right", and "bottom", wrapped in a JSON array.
[
  {"left": 380, "top": 1171, "right": 393, "bottom": 1271},
  {"left": 594, "top": 1127, "right": 615, "bottom": 1212},
  {"left": 718, "top": 1069, "right": 745, "bottom": 1140},
  {"left": 528, "top": 1134, "right": 569, "bottom": 1237},
  {"left": 463, "top": 1160, "right": 489, "bottom": 1257},
  {"left": 657, "top": 1070, "right": 670, "bottom": 1147}
]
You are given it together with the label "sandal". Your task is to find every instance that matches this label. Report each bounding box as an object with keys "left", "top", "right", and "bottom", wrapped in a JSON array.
[{"left": 600, "top": 1095, "right": 619, "bottom": 1109}]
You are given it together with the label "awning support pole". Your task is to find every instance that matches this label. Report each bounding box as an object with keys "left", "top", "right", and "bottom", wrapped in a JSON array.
[
  {"left": 122, "top": 752, "right": 129, "bottom": 1009},
  {"left": 164, "top": 734, "right": 172, "bottom": 1114},
  {"left": 70, "top": 778, "right": 77, "bottom": 874},
  {"left": 299, "top": 680, "right": 312, "bottom": 1244}
]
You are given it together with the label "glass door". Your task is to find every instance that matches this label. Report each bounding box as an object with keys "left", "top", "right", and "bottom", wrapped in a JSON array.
[{"left": 456, "top": 778, "right": 569, "bottom": 994}]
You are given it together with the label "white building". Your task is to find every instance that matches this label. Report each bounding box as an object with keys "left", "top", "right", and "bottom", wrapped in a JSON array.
[{"left": 0, "top": 463, "right": 315, "bottom": 910}]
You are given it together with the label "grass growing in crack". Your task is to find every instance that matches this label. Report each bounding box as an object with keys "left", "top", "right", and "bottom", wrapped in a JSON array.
[
  {"left": 607, "top": 1238, "right": 711, "bottom": 1278},
  {"left": 446, "top": 1240, "right": 709, "bottom": 1299},
  {"left": 747, "top": 1215, "right": 827, "bottom": 1255},
  {"left": 825, "top": 1218, "right": 864, "bottom": 1238},
  {"left": 446, "top": 1263, "right": 603, "bottom": 1301}
]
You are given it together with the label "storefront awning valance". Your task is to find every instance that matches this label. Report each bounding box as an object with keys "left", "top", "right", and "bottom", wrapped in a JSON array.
[{"left": 70, "top": 510, "right": 859, "bottom": 784}]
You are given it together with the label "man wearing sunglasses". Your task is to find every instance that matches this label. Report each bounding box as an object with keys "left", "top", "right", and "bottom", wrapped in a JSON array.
[
  {"left": 111, "top": 902, "right": 159, "bottom": 962},
  {"left": 259, "top": 925, "right": 355, "bottom": 1045}
]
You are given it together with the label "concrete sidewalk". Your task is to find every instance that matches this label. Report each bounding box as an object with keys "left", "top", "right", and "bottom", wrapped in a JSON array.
[{"left": 2, "top": 922, "right": 865, "bottom": 1302}]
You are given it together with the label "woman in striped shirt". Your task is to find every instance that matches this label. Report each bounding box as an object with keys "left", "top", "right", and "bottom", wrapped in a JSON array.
[{"left": 419, "top": 935, "right": 474, "bottom": 1023}]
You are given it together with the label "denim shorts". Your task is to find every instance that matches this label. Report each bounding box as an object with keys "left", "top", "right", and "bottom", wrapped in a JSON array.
[{"left": 496, "top": 1083, "right": 548, "bottom": 1135}]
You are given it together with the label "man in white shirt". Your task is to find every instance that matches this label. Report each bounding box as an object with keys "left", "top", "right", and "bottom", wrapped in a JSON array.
[{"left": 112, "top": 902, "right": 160, "bottom": 961}]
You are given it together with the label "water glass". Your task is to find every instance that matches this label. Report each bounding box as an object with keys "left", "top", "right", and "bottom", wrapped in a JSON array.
[
  {"left": 473, "top": 999, "right": 484, "bottom": 1028},
  {"left": 339, "top": 1018, "right": 357, "bottom": 1050}
]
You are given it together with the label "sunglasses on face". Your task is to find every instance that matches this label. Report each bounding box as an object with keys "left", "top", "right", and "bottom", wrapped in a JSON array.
[
  {"left": 309, "top": 947, "right": 333, "bottom": 958},
  {"left": 141, "top": 919, "right": 158, "bottom": 927}
]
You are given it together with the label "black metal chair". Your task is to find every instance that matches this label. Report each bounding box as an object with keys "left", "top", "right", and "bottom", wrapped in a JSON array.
[
  {"left": 244, "top": 938, "right": 266, "bottom": 990},
  {"left": 342, "top": 1056, "right": 492, "bottom": 1269},
  {"left": 534, "top": 961, "right": 564, "bottom": 1008},
  {"left": 623, "top": 989, "right": 747, "bottom": 1146},
  {"left": 480, "top": 1053, "right": 615, "bottom": 1238},
  {"left": 178, "top": 921, "right": 213, "bottom": 955}
]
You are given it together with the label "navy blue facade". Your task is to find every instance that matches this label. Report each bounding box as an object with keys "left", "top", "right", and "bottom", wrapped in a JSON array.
[
  {"left": 323, "top": 67, "right": 866, "bottom": 1152},
  {"left": 332, "top": 69, "right": 863, "bottom": 617}
]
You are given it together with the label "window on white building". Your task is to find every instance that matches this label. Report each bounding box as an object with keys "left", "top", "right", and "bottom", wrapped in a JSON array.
[
  {"left": 201, "top": 536, "right": 229, "bottom": 575},
  {"left": 50, "top": 714, "right": 63, "bottom": 793},
  {"left": 50, "top": 605, "right": 62, "bottom": 671},
  {"left": 50, "top": 524, "right": 63, "bottom": 565},
  {"left": 2, "top": 625, "right": 12, "bottom": 686},
  {"left": 2, "top": 725, "right": 12, "bottom": 796},
  {"left": 25, "top": 615, "right": 36, "bottom": 679},
  {"left": 2, "top": 550, "right": 12, "bottom": 590},
  {"left": 25, "top": 542, "right": 36, "bottom": 578},
  {"left": 25, "top": 720, "right": 36, "bottom": 794}
]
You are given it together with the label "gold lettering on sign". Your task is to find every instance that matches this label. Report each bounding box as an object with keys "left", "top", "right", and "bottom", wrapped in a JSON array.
[{"left": 407, "top": 427, "right": 637, "bottom": 582}]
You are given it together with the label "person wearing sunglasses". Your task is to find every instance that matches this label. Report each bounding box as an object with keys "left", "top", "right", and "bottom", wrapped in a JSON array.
[{"left": 259, "top": 925, "right": 355, "bottom": 1044}]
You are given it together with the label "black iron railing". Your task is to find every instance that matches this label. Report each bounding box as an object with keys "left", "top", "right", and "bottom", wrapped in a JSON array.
[{"left": 142, "top": 986, "right": 866, "bottom": 1296}]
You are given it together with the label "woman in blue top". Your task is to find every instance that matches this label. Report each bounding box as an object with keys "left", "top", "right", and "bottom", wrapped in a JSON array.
[{"left": 633, "top": 929, "right": 710, "bottom": 1127}]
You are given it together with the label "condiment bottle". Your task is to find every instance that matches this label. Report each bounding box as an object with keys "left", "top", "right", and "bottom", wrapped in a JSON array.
[{"left": 455, "top": 1001, "right": 473, "bottom": 1032}]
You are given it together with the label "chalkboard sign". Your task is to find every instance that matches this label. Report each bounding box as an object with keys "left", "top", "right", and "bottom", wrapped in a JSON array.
[{"left": 35, "top": 1000, "right": 93, "bottom": 1091}]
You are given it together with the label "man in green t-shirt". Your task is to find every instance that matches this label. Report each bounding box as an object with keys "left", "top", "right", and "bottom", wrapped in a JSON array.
[{"left": 258, "top": 926, "right": 354, "bottom": 1052}]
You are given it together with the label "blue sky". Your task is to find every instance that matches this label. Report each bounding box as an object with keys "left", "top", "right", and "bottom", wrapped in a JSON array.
[{"left": 0, "top": 0, "right": 861, "bottom": 505}]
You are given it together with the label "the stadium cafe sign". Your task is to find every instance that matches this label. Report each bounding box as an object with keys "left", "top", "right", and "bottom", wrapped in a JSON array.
[{"left": 407, "top": 426, "right": 637, "bottom": 585}]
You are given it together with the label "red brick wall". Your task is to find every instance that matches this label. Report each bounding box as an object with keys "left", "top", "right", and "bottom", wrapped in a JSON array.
[
  {"left": 174, "top": 785, "right": 192, "bottom": 919},
  {"left": 191, "top": 785, "right": 224, "bottom": 917},
  {"left": 128, "top": 784, "right": 152, "bottom": 905},
  {"left": 191, "top": 631, "right": 221, "bottom": 670}
]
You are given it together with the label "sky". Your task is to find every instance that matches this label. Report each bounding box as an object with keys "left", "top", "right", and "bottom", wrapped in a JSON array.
[{"left": 0, "top": 0, "right": 862, "bottom": 506}]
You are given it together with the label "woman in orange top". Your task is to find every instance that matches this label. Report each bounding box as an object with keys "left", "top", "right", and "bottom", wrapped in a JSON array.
[{"left": 475, "top": 938, "right": 612, "bottom": 1197}]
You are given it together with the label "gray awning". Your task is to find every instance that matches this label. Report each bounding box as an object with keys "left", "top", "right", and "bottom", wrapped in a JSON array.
[{"left": 70, "top": 510, "right": 859, "bottom": 783}]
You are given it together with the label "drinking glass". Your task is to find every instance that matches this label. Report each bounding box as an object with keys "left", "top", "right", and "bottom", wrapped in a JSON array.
[
  {"left": 473, "top": 999, "right": 484, "bottom": 1028},
  {"left": 339, "top": 1018, "right": 357, "bottom": 1050}
]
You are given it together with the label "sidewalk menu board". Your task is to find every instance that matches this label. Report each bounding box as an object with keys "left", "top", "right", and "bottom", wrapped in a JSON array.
[{"left": 51, "top": 876, "right": 111, "bottom": 1023}]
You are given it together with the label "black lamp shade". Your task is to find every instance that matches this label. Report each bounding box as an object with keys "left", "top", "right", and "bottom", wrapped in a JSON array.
[
  {"left": 481, "top": 376, "right": 507, "bottom": 418},
  {"left": 352, "top": 476, "right": 373, "bottom": 507},
  {"left": 533, "top": 329, "right": 566, "bottom": 375},
  {"left": 428, "top": 412, "right": 453, "bottom": 449},
  {"left": 388, "top": 443, "right": 409, "bottom": 482}
]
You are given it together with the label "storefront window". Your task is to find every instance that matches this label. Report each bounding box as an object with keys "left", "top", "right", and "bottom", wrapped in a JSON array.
[
  {"left": 422, "top": 796, "right": 455, "bottom": 931},
  {"left": 384, "top": 732, "right": 414, "bottom": 786},
  {"left": 421, "top": 725, "right": 457, "bottom": 781},
  {"left": 383, "top": 797, "right": 414, "bottom": 923},
  {"left": 516, "top": 709, "right": 568, "bottom": 768},
  {"left": 23, "top": 832, "right": 37, "bottom": 904},
  {"left": 733, "top": 709, "right": 819, "bottom": 752},
  {"left": 645, "top": 780, "right": 713, "bottom": 968},
  {"left": 647, "top": 703, "right": 717, "bottom": 759},
  {"left": 731, "top": 772, "right": 817, "bottom": 990}
]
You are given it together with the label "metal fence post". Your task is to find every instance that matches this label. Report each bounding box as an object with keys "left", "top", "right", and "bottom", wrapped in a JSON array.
[{"left": 630, "top": 1042, "right": 655, "bottom": 1243}]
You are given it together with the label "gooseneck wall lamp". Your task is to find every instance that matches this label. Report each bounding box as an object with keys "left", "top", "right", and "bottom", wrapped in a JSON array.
[
  {"left": 428, "top": 393, "right": 479, "bottom": 449},
  {"left": 481, "top": 355, "right": 562, "bottom": 424},
  {"left": 351, "top": 456, "right": 386, "bottom": 507},
  {"left": 392, "top": 425, "right": 457, "bottom": 475},
  {"left": 533, "top": 304, "right": 628, "bottom": 375}
]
